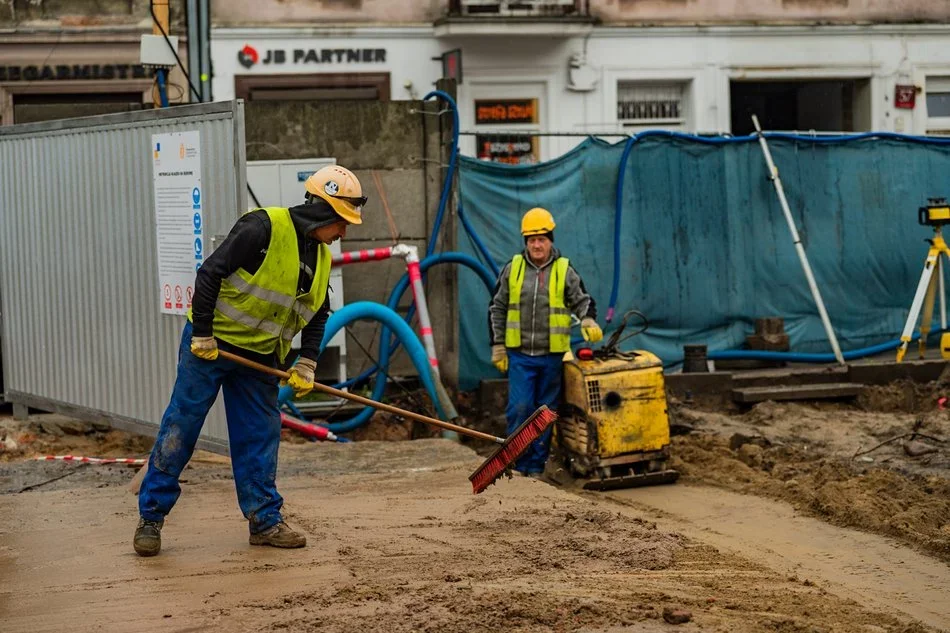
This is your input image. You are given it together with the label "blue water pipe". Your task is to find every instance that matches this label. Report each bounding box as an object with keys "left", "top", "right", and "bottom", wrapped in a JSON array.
[
  {"left": 423, "top": 90, "right": 499, "bottom": 275},
  {"left": 706, "top": 333, "right": 924, "bottom": 363},
  {"left": 423, "top": 90, "right": 459, "bottom": 260},
  {"left": 155, "top": 70, "right": 169, "bottom": 108},
  {"left": 279, "top": 301, "right": 446, "bottom": 434},
  {"left": 608, "top": 130, "right": 950, "bottom": 323}
]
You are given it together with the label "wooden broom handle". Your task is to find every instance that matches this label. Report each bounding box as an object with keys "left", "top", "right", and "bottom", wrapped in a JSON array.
[{"left": 217, "top": 349, "right": 503, "bottom": 444}]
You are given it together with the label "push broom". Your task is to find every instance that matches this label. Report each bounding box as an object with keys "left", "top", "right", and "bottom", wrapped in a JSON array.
[{"left": 218, "top": 350, "right": 557, "bottom": 494}]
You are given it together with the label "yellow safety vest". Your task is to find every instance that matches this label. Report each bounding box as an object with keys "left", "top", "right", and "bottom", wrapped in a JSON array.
[
  {"left": 505, "top": 254, "right": 571, "bottom": 353},
  {"left": 188, "top": 207, "right": 331, "bottom": 362}
]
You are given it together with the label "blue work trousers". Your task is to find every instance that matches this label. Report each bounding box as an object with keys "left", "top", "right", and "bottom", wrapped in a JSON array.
[
  {"left": 506, "top": 351, "right": 563, "bottom": 475},
  {"left": 139, "top": 322, "right": 284, "bottom": 534}
]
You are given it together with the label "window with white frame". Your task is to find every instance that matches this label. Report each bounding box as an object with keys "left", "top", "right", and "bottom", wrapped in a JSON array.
[
  {"left": 926, "top": 76, "right": 950, "bottom": 134},
  {"left": 617, "top": 81, "right": 689, "bottom": 129}
]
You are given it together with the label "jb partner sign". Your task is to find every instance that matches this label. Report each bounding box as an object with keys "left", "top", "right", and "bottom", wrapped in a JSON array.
[{"left": 237, "top": 45, "right": 386, "bottom": 69}]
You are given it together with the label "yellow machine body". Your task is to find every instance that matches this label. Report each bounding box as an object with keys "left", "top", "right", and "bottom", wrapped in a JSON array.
[{"left": 557, "top": 350, "right": 678, "bottom": 490}]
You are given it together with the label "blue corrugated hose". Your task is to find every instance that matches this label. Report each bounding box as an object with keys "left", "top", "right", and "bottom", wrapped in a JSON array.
[
  {"left": 279, "top": 301, "right": 446, "bottom": 434},
  {"left": 707, "top": 333, "right": 924, "bottom": 363},
  {"left": 333, "top": 252, "right": 497, "bottom": 391}
]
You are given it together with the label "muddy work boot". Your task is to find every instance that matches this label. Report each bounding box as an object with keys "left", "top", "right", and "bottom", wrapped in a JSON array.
[
  {"left": 133, "top": 518, "right": 164, "bottom": 556},
  {"left": 249, "top": 521, "right": 307, "bottom": 548}
]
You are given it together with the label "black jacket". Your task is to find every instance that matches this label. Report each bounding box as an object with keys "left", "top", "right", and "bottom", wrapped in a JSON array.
[{"left": 191, "top": 200, "right": 340, "bottom": 365}]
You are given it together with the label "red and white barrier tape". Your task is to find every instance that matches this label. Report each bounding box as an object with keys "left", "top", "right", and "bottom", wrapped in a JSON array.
[{"left": 33, "top": 455, "right": 147, "bottom": 465}]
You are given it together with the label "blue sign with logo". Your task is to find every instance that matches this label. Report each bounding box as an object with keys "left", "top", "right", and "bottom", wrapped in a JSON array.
[
  {"left": 192, "top": 187, "right": 201, "bottom": 209},
  {"left": 297, "top": 171, "right": 315, "bottom": 182},
  {"left": 193, "top": 212, "right": 202, "bottom": 234},
  {"left": 194, "top": 237, "right": 203, "bottom": 260}
]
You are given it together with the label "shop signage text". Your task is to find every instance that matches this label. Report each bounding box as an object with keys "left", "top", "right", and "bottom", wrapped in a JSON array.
[
  {"left": 0, "top": 64, "right": 149, "bottom": 81},
  {"left": 475, "top": 99, "right": 538, "bottom": 125},
  {"left": 237, "top": 44, "right": 387, "bottom": 69},
  {"left": 476, "top": 134, "right": 538, "bottom": 165}
]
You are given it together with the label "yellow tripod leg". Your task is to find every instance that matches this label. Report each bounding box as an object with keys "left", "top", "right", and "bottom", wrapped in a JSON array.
[
  {"left": 898, "top": 247, "right": 941, "bottom": 362},
  {"left": 920, "top": 260, "right": 938, "bottom": 358}
]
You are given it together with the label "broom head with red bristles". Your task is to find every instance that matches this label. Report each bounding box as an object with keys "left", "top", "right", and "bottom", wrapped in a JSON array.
[{"left": 469, "top": 405, "right": 558, "bottom": 494}]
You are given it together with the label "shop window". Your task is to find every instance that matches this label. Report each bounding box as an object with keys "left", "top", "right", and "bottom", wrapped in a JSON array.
[
  {"left": 926, "top": 76, "right": 950, "bottom": 134},
  {"left": 617, "top": 81, "right": 688, "bottom": 129},
  {"left": 235, "top": 73, "right": 390, "bottom": 101},
  {"left": 473, "top": 97, "right": 541, "bottom": 164}
]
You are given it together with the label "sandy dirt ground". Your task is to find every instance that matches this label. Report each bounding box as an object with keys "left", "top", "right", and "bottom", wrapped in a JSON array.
[
  {"left": 0, "top": 390, "right": 948, "bottom": 633},
  {"left": 667, "top": 388, "right": 950, "bottom": 563}
]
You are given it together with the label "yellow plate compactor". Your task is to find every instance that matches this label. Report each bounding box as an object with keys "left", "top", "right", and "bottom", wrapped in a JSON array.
[{"left": 554, "top": 313, "right": 679, "bottom": 491}]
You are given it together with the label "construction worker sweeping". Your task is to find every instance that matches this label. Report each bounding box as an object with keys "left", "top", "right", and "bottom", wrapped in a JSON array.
[
  {"left": 134, "top": 165, "right": 366, "bottom": 557},
  {"left": 488, "top": 207, "right": 602, "bottom": 477}
]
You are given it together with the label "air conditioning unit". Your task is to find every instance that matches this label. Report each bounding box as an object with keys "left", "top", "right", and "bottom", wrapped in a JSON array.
[{"left": 459, "top": 0, "right": 578, "bottom": 17}]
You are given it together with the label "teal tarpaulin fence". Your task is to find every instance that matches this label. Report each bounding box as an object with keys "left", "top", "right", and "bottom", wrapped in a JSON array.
[{"left": 455, "top": 134, "right": 950, "bottom": 390}]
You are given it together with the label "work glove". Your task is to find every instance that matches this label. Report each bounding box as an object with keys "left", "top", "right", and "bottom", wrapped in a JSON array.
[
  {"left": 285, "top": 357, "right": 317, "bottom": 399},
  {"left": 581, "top": 318, "right": 603, "bottom": 343},
  {"left": 491, "top": 344, "right": 508, "bottom": 374},
  {"left": 190, "top": 335, "right": 219, "bottom": 361}
]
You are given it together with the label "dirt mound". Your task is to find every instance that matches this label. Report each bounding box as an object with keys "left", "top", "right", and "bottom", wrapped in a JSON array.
[
  {"left": 0, "top": 414, "right": 154, "bottom": 462},
  {"left": 858, "top": 379, "right": 950, "bottom": 413},
  {"left": 673, "top": 433, "right": 950, "bottom": 562}
]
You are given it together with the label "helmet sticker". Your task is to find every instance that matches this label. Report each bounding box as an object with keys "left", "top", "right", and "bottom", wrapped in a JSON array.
[{"left": 324, "top": 181, "right": 339, "bottom": 196}]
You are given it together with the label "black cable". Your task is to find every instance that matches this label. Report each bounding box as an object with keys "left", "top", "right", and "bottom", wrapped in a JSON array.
[
  {"left": 247, "top": 182, "right": 262, "bottom": 208},
  {"left": 344, "top": 327, "right": 431, "bottom": 415},
  {"left": 149, "top": 1, "right": 201, "bottom": 102}
]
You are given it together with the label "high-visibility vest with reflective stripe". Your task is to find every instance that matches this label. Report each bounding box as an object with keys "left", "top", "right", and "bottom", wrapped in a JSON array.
[
  {"left": 505, "top": 254, "right": 571, "bottom": 353},
  {"left": 188, "top": 207, "right": 331, "bottom": 362}
]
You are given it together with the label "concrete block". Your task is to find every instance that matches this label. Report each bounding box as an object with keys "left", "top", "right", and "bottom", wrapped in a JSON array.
[
  {"left": 665, "top": 372, "right": 733, "bottom": 398},
  {"left": 731, "top": 365, "right": 849, "bottom": 388},
  {"left": 732, "top": 382, "right": 863, "bottom": 403},
  {"left": 848, "top": 359, "right": 947, "bottom": 385},
  {"left": 245, "top": 101, "right": 426, "bottom": 170},
  {"left": 351, "top": 168, "right": 428, "bottom": 240},
  {"left": 12, "top": 402, "right": 29, "bottom": 421}
]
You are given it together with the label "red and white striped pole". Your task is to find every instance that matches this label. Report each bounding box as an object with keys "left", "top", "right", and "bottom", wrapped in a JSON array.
[
  {"left": 327, "top": 242, "right": 459, "bottom": 423},
  {"left": 395, "top": 244, "right": 459, "bottom": 422},
  {"left": 332, "top": 247, "right": 394, "bottom": 267},
  {"left": 33, "top": 455, "right": 146, "bottom": 465}
]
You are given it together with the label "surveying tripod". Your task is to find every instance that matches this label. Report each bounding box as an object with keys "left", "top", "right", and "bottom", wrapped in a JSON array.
[{"left": 896, "top": 198, "right": 950, "bottom": 362}]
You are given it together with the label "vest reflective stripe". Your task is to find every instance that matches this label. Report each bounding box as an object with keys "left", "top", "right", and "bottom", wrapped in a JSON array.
[
  {"left": 220, "top": 272, "right": 317, "bottom": 328},
  {"left": 213, "top": 299, "right": 295, "bottom": 341},
  {"left": 190, "top": 207, "right": 331, "bottom": 362},
  {"left": 224, "top": 272, "right": 296, "bottom": 309},
  {"left": 547, "top": 257, "right": 571, "bottom": 352},
  {"left": 504, "top": 256, "right": 526, "bottom": 348},
  {"left": 505, "top": 254, "right": 571, "bottom": 353}
]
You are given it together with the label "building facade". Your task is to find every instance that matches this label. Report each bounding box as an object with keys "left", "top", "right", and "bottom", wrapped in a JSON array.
[
  {"left": 0, "top": 1, "right": 191, "bottom": 126},
  {"left": 5, "top": 1, "right": 949, "bottom": 157}
]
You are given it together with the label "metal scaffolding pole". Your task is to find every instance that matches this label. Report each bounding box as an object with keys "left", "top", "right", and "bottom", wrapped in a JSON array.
[{"left": 752, "top": 115, "right": 845, "bottom": 365}]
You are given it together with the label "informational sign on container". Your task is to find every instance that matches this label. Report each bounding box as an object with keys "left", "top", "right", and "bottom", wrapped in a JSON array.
[{"left": 152, "top": 130, "right": 203, "bottom": 316}]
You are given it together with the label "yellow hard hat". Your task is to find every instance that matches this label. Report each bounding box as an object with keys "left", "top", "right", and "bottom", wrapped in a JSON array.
[
  {"left": 304, "top": 165, "right": 365, "bottom": 225},
  {"left": 521, "top": 207, "right": 556, "bottom": 237}
]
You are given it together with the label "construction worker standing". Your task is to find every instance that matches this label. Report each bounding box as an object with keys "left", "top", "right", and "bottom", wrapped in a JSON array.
[
  {"left": 488, "top": 207, "right": 602, "bottom": 476},
  {"left": 134, "top": 165, "right": 366, "bottom": 557}
]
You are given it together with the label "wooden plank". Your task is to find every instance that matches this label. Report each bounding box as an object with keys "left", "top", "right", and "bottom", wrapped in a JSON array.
[{"left": 732, "top": 382, "right": 863, "bottom": 404}]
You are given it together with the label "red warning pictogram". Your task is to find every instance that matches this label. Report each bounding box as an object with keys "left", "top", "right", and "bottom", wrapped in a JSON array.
[
  {"left": 163, "top": 284, "right": 172, "bottom": 309},
  {"left": 174, "top": 285, "right": 183, "bottom": 309},
  {"left": 186, "top": 286, "right": 194, "bottom": 307}
]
